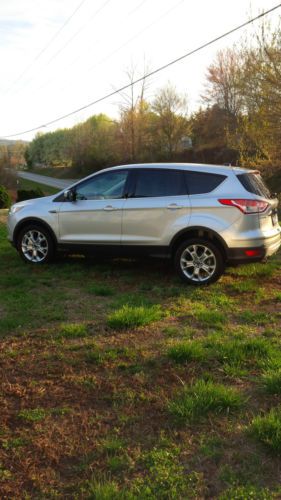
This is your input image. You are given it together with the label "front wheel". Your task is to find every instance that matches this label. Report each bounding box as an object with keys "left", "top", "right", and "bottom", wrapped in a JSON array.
[
  {"left": 174, "top": 238, "right": 225, "bottom": 285},
  {"left": 17, "top": 224, "right": 55, "bottom": 264}
]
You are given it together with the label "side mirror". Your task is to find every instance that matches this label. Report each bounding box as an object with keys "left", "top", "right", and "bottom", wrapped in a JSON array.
[{"left": 63, "top": 188, "right": 76, "bottom": 202}]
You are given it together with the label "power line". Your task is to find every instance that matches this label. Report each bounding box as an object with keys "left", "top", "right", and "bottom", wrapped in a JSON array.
[
  {"left": 27, "top": 0, "right": 128, "bottom": 98},
  {"left": 55, "top": 0, "right": 184, "bottom": 97},
  {"left": 44, "top": 0, "right": 112, "bottom": 68},
  {"left": 5, "top": 0, "right": 88, "bottom": 93},
  {"left": 14, "top": 0, "right": 147, "bottom": 100},
  {"left": 87, "top": 0, "right": 184, "bottom": 73},
  {"left": 2, "top": 3, "right": 281, "bottom": 138}
]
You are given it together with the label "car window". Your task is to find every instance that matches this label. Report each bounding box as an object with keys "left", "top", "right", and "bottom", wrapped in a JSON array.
[
  {"left": 185, "top": 171, "right": 227, "bottom": 194},
  {"left": 133, "top": 170, "right": 186, "bottom": 197},
  {"left": 237, "top": 173, "right": 271, "bottom": 198},
  {"left": 75, "top": 170, "right": 128, "bottom": 200}
]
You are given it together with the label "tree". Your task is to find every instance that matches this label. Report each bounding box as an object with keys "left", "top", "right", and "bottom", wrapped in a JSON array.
[
  {"left": 239, "top": 22, "right": 281, "bottom": 164},
  {"left": 117, "top": 63, "right": 153, "bottom": 162},
  {"left": 204, "top": 48, "right": 243, "bottom": 118},
  {"left": 0, "top": 144, "right": 16, "bottom": 189},
  {"left": 152, "top": 83, "right": 189, "bottom": 158}
]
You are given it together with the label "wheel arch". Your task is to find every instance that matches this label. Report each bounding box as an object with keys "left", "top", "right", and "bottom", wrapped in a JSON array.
[
  {"left": 170, "top": 226, "right": 228, "bottom": 261},
  {"left": 13, "top": 218, "right": 58, "bottom": 249}
]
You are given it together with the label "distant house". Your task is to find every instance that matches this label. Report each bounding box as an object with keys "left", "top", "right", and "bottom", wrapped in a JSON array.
[{"left": 179, "top": 136, "right": 192, "bottom": 150}]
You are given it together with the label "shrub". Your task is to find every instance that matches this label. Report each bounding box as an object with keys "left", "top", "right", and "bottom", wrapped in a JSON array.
[
  {"left": 16, "top": 188, "right": 45, "bottom": 202},
  {"left": 219, "top": 485, "right": 272, "bottom": 499},
  {"left": 0, "top": 185, "right": 11, "bottom": 208}
]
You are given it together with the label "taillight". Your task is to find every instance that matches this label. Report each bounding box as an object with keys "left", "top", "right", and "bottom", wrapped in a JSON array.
[{"left": 218, "top": 199, "right": 269, "bottom": 214}]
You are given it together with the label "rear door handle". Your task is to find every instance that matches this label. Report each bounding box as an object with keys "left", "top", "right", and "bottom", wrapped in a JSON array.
[
  {"left": 167, "top": 203, "right": 183, "bottom": 210},
  {"left": 103, "top": 205, "right": 118, "bottom": 211}
]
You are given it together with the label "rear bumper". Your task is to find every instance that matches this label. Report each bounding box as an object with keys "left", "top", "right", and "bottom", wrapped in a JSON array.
[{"left": 226, "top": 231, "right": 281, "bottom": 264}]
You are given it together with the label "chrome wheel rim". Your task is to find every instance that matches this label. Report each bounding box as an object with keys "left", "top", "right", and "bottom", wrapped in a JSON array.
[
  {"left": 21, "top": 230, "right": 48, "bottom": 263},
  {"left": 180, "top": 244, "right": 216, "bottom": 282}
]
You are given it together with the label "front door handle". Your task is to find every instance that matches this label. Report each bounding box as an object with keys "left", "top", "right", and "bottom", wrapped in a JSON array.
[
  {"left": 103, "top": 205, "right": 118, "bottom": 211},
  {"left": 167, "top": 204, "right": 183, "bottom": 210}
]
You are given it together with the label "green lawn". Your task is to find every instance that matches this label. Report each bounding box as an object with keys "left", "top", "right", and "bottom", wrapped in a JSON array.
[
  {"left": 0, "top": 214, "right": 281, "bottom": 498},
  {"left": 17, "top": 177, "right": 60, "bottom": 196}
]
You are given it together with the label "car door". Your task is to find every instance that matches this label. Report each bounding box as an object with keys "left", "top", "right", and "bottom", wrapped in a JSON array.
[
  {"left": 121, "top": 168, "right": 191, "bottom": 246},
  {"left": 58, "top": 169, "right": 129, "bottom": 244}
]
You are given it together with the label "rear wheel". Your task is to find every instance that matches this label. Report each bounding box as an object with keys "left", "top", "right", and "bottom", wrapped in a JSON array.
[
  {"left": 17, "top": 224, "right": 55, "bottom": 264},
  {"left": 174, "top": 238, "right": 225, "bottom": 285}
]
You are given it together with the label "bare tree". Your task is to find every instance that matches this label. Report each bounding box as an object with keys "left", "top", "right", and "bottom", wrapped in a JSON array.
[
  {"left": 203, "top": 48, "right": 243, "bottom": 118},
  {"left": 117, "top": 61, "right": 151, "bottom": 162},
  {"left": 152, "top": 83, "right": 189, "bottom": 158}
]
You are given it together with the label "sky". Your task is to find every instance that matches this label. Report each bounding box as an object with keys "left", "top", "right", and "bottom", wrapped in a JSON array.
[{"left": 0, "top": 0, "right": 280, "bottom": 141}]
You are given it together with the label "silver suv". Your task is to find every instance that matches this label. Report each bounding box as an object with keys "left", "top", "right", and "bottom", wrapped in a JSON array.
[{"left": 7, "top": 163, "right": 281, "bottom": 285}]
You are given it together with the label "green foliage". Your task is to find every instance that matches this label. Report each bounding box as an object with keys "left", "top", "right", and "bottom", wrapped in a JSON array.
[
  {"left": 18, "top": 408, "right": 48, "bottom": 422},
  {"left": 219, "top": 485, "right": 273, "bottom": 500},
  {"left": 57, "top": 323, "right": 88, "bottom": 338},
  {"left": 100, "top": 437, "right": 125, "bottom": 455},
  {"left": 167, "top": 341, "right": 206, "bottom": 363},
  {"left": 84, "top": 480, "right": 132, "bottom": 499},
  {"left": 87, "top": 284, "right": 115, "bottom": 296},
  {"left": 0, "top": 185, "right": 11, "bottom": 208},
  {"left": 167, "top": 337, "right": 274, "bottom": 373},
  {"left": 199, "top": 435, "right": 224, "bottom": 461},
  {"left": 250, "top": 407, "right": 281, "bottom": 454},
  {"left": 262, "top": 370, "right": 281, "bottom": 394},
  {"left": 16, "top": 188, "right": 45, "bottom": 202},
  {"left": 2, "top": 437, "right": 29, "bottom": 450},
  {"left": 133, "top": 446, "right": 201, "bottom": 499},
  {"left": 194, "top": 308, "right": 226, "bottom": 327},
  {"left": 240, "top": 311, "right": 270, "bottom": 325},
  {"left": 107, "top": 304, "right": 162, "bottom": 329},
  {"left": 18, "top": 407, "right": 70, "bottom": 422},
  {"left": 169, "top": 380, "right": 244, "bottom": 423}
]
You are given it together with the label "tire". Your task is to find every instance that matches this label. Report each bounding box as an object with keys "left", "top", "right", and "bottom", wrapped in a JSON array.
[
  {"left": 17, "top": 224, "right": 55, "bottom": 264},
  {"left": 174, "top": 238, "right": 225, "bottom": 285}
]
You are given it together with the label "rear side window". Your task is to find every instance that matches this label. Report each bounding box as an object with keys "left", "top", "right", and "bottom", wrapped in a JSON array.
[
  {"left": 185, "top": 171, "right": 226, "bottom": 195},
  {"left": 237, "top": 173, "right": 271, "bottom": 198},
  {"left": 133, "top": 169, "right": 186, "bottom": 197}
]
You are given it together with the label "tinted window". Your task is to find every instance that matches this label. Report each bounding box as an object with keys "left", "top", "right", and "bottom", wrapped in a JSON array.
[
  {"left": 237, "top": 173, "right": 271, "bottom": 198},
  {"left": 75, "top": 170, "right": 128, "bottom": 200},
  {"left": 134, "top": 170, "right": 186, "bottom": 197},
  {"left": 185, "top": 171, "right": 226, "bottom": 194}
]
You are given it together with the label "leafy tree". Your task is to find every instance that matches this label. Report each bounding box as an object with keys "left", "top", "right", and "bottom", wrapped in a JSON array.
[{"left": 0, "top": 185, "right": 11, "bottom": 208}]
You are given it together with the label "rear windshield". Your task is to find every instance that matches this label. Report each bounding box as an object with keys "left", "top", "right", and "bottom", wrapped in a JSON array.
[{"left": 237, "top": 173, "right": 271, "bottom": 198}]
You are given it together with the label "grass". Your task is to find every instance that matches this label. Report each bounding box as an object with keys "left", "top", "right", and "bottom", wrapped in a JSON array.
[
  {"left": 167, "top": 337, "right": 277, "bottom": 374},
  {"left": 18, "top": 407, "right": 70, "bottom": 422},
  {"left": 0, "top": 213, "right": 281, "bottom": 498},
  {"left": 18, "top": 177, "right": 60, "bottom": 196},
  {"left": 167, "top": 341, "right": 206, "bottom": 363},
  {"left": 56, "top": 322, "right": 88, "bottom": 338},
  {"left": 86, "top": 283, "right": 115, "bottom": 296},
  {"left": 107, "top": 304, "right": 163, "bottom": 329},
  {"left": 261, "top": 370, "right": 281, "bottom": 394},
  {"left": 168, "top": 380, "right": 244, "bottom": 423},
  {"left": 219, "top": 485, "right": 273, "bottom": 499},
  {"left": 250, "top": 408, "right": 281, "bottom": 455}
]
